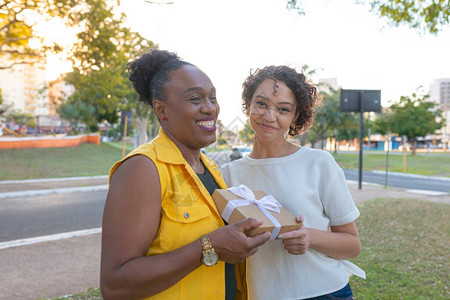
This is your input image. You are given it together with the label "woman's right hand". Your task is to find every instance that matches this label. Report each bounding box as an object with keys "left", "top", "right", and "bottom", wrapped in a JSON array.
[{"left": 208, "top": 218, "right": 271, "bottom": 264}]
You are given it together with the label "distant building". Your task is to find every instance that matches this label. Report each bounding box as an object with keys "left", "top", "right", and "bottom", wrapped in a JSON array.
[
  {"left": 48, "top": 77, "right": 74, "bottom": 115},
  {"left": 0, "top": 60, "right": 48, "bottom": 116},
  {"left": 0, "top": 60, "right": 79, "bottom": 134},
  {"left": 429, "top": 78, "right": 450, "bottom": 149},
  {"left": 318, "top": 78, "right": 340, "bottom": 93}
]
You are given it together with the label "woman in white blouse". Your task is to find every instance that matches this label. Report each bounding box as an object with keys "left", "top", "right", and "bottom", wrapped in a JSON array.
[{"left": 221, "top": 65, "right": 364, "bottom": 300}]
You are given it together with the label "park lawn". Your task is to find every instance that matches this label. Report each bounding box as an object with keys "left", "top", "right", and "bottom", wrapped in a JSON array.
[
  {"left": 0, "top": 143, "right": 133, "bottom": 180},
  {"left": 49, "top": 198, "right": 449, "bottom": 300},
  {"left": 1, "top": 145, "right": 449, "bottom": 181},
  {"left": 42, "top": 287, "right": 102, "bottom": 300},
  {"left": 332, "top": 152, "right": 450, "bottom": 177},
  {"left": 350, "top": 198, "right": 449, "bottom": 299}
]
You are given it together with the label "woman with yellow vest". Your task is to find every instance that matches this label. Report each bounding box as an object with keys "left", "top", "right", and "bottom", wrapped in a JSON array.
[{"left": 100, "top": 49, "right": 270, "bottom": 300}]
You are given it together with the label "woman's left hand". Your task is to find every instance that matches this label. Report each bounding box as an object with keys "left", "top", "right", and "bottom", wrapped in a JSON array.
[
  {"left": 279, "top": 215, "right": 311, "bottom": 255},
  {"left": 279, "top": 226, "right": 310, "bottom": 255},
  {"left": 279, "top": 215, "right": 362, "bottom": 259}
]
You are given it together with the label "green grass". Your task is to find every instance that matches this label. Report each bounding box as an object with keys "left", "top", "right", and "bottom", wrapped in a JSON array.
[
  {"left": 332, "top": 152, "right": 450, "bottom": 177},
  {"left": 50, "top": 198, "right": 449, "bottom": 300},
  {"left": 1, "top": 144, "right": 449, "bottom": 181},
  {"left": 0, "top": 143, "right": 133, "bottom": 180},
  {"left": 350, "top": 198, "right": 449, "bottom": 299},
  {"left": 41, "top": 287, "right": 102, "bottom": 300}
]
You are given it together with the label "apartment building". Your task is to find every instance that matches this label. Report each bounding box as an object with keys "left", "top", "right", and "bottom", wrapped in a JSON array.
[
  {"left": 429, "top": 78, "right": 450, "bottom": 148},
  {"left": 0, "top": 60, "right": 48, "bottom": 116}
]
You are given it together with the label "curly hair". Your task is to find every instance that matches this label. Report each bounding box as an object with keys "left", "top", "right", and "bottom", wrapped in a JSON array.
[
  {"left": 127, "top": 49, "right": 193, "bottom": 107},
  {"left": 241, "top": 65, "right": 321, "bottom": 136}
]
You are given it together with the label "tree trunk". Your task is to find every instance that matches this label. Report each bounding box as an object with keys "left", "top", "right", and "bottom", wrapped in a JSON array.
[
  {"left": 134, "top": 115, "right": 149, "bottom": 146},
  {"left": 153, "top": 117, "right": 159, "bottom": 138},
  {"left": 412, "top": 138, "right": 417, "bottom": 156}
]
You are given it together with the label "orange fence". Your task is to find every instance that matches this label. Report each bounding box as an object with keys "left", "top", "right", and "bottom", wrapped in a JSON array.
[{"left": 0, "top": 133, "right": 101, "bottom": 149}]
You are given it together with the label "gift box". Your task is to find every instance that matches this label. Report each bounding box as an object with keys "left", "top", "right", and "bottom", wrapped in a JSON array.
[{"left": 212, "top": 185, "right": 302, "bottom": 239}]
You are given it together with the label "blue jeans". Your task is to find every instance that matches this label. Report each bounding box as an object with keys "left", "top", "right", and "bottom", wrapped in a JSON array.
[{"left": 302, "top": 283, "right": 354, "bottom": 300}]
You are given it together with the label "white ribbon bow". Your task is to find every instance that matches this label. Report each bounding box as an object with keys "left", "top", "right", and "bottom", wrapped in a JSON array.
[{"left": 223, "top": 185, "right": 282, "bottom": 240}]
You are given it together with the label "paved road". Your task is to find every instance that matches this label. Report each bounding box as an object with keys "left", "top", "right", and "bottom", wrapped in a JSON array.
[
  {"left": 343, "top": 169, "right": 450, "bottom": 192},
  {"left": 0, "top": 189, "right": 106, "bottom": 242},
  {"left": 2, "top": 169, "right": 448, "bottom": 244}
]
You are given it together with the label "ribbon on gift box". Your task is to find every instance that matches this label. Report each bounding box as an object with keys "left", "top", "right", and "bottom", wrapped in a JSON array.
[{"left": 223, "top": 185, "right": 282, "bottom": 240}]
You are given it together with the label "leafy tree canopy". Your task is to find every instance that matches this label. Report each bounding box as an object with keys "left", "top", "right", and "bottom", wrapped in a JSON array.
[
  {"left": 0, "top": 0, "right": 86, "bottom": 69},
  {"left": 390, "top": 91, "right": 443, "bottom": 138},
  {"left": 287, "top": 0, "right": 450, "bottom": 34},
  {"left": 61, "top": 0, "right": 154, "bottom": 131},
  {"left": 307, "top": 89, "right": 341, "bottom": 148},
  {"left": 305, "top": 88, "right": 360, "bottom": 148},
  {"left": 370, "top": 0, "right": 450, "bottom": 34},
  {"left": 238, "top": 120, "right": 254, "bottom": 144},
  {"left": 57, "top": 100, "right": 94, "bottom": 132},
  {"left": 375, "top": 89, "right": 444, "bottom": 154},
  {"left": 372, "top": 107, "right": 393, "bottom": 135}
]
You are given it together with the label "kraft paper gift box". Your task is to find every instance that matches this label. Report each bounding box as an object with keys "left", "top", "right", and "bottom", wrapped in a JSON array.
[{"left": 212, "top": 185, "right": 302, "bottom": 239}]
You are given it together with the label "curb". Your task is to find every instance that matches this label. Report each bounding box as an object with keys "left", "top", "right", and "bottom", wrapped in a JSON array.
[
  {"left": 0, "top": 227, "right": 102, "bottom": 250},
  {"left": 369, "top": 170, "right": 450, "bottom": 182},
  {"left": 0, "top": 175, "right": 108, "bottom": 185},
  {"left": 0, "top": 185, "right": 108, "bottom": 199},
  {"left": 345, "top": 180, "right": 449, "bottom": 196}
]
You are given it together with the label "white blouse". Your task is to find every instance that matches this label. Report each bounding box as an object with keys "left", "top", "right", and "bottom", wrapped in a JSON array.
[{"left": 220, "top": 147, "right": 364, "bottom": 300}]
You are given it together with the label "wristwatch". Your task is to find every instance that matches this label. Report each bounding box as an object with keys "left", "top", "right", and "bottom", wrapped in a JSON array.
[{"left": 200, "top": 235, "right": 219, "bottom": 266}]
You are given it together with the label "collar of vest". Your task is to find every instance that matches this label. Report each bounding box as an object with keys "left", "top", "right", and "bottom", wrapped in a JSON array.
[
  {"left": 153, "top": 128, "right": 227, "bottom": 189},
  {"left": 153, "top": 128, "right": 188, "bottom": 165}
]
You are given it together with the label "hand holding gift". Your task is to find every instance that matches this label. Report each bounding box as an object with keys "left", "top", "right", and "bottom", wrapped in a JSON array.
[
  {"left": 212, "top": 185, "right": 302, "bottom": 240},
  {"left": 208, "top": 218, "right": 271, "bottom": 264},
  {"left": 277, "top": 214, "right": 311, "bottom": 255}
]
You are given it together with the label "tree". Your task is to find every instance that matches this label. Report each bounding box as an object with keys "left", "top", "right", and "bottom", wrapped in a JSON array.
[
  {"left": 132, "top": 97, "right": 159, "bottom": 146},
  {"left": 336, "top": 113, "right": 359, "bottom": 143},
  {"left": 216, "top": 119, "right": 227, "bottom": 145},
  {"left": 306, "top": 88, "right": 360, "bottom": 149},
  {"left": 286, "top": 0, "right": 450, "bottom": 34},
  {"left": 0, "top": 0, "right": 83, "bottom": 69},
  {"left": 57, "top": 101, "right": 94, "bottom": 132},
  {"left": 372, "top": 108, "right": 394, "bottom": 136},
  {"left": 238, "top": 120, "right": 254, "bottom": 144},
  {"left": 307, "top": 90, "right": 340, "bottom": 148},
  {"left": 369, "top": 0, "right": 450, "bottom": 34},
  {"left": 62, "top": 0, "right": 154, "bottom": 132},
  {"left": 380, "top": 89, "right": 444, "bottom": 155}
]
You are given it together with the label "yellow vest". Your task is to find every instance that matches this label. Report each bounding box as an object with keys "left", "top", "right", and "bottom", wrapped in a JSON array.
[{"left": 109, "top": 128, "right": 229, "bottom": 299}]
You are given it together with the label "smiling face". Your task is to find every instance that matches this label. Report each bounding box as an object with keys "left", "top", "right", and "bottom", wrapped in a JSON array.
[
  {"left": 249, "top": 78, "right": 297, "bottom": 143},
  {"left": 154, "top": 65, "right": 220, "bottom": 150}
]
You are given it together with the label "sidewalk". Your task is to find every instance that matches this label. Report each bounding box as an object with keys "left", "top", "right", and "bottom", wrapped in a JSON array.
[
  {"left": 0, "top": 176, "right": 107, "bottom": 300},
  {"left": 0, "top": 175, "right": 109, "bottom": 194},
  {"left": 0, "top": 177, "right": 449, "bottom": 299}
]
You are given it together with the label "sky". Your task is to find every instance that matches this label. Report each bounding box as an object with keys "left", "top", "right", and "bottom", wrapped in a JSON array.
[{"left": 57, "top": 0, "right": 450, "bottom": 128}]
